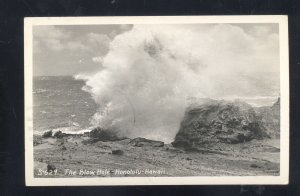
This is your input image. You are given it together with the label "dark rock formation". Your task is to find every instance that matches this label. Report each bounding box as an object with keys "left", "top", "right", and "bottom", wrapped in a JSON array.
[
  {"left": 54, "top": 131, "right": 66, "bottom": 138},
  {"left": 129, "top": 137, "right": 164, "bottom": 147},
  {"left": 42, "top": 130, "right": 52, "bottom": 138},
  {"left": 88, "top": 127, "right": 127, "bottom": 142},
  {"left": 172, "top": 99, "right": 269, "bottom": 150},
  {"left": 255, "top": 98, "right": 280, "bottom": 138}
]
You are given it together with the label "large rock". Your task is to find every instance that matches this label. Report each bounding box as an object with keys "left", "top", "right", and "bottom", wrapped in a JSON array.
[
  {"left": 255, "top": 98, "right": 280, "bottom": 138},
  {"left": 54, "top": 131, "right": 67, "bottom": 138},
  {"left": 42, "top": 130, "right": 53, "bottom": 138},
  {"left": 172, "top": 99, "right": 269, "bottom": 150}
]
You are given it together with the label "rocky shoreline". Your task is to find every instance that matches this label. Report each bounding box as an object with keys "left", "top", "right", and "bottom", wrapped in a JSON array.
[{"left": 33, "top": 128, "right": 279, "bottom": 177}]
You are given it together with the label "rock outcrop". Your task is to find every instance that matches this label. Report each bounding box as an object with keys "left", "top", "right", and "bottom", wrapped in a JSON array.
[
  {"left": 129, "top": 137, "right": 164, "bottom": 147},
  {"left": 255, "top": 98, "right": 280, "bottom": 138},
  {"left": 42, "top": 130, "right": 53, "bottom": 138},
  {"left": 172, "top": 99, "right": 270, "bottom": 150},
  {"left": 87, "top": 127, "right": 127, "bottom": 142},
  {"left": 54, "top": 131, "right": 67, "bottom": 138}
]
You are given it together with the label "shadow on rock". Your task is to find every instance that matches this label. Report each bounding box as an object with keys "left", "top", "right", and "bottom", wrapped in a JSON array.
[{"left": 82, "top": 127, "right": 128, "bottom": 144}]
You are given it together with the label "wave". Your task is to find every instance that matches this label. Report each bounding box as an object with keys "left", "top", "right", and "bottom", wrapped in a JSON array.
[
  {"left": 73, "top": 73, "right": 95, "bottom": 81},
  {"left": 218, "top": 96, "right": 279, "bottom": 107},
  {"left": 36, "top": 126, "right": 96, "bottom": 136}
]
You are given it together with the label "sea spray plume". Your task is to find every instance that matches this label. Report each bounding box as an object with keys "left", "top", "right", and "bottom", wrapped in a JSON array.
[
  {"left": 78, "top": 26, "right": 209, "bottom": 142},
  {"left": 78, "top": 24, "right": 279, "bottom": 143}
]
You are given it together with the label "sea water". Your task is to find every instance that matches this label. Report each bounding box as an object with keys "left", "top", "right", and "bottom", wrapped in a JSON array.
[
  {"left": 33, "top": 76, "right": 98, "bottom": 134},
  {"left": 33, "top": 76, "right": 278, "bottom": 135}
]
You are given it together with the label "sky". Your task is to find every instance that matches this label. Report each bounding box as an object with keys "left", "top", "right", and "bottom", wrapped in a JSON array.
[
  {"left": 32, "top": 23, "right": 279, "bottom": 76},
  {"left": 33, "top": 24, "right": 133, "bottom": 76}
]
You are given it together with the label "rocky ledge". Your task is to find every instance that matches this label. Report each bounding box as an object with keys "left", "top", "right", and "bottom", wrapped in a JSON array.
[{"left": 172, "top": 98, "right": 279, "bottom": 150}]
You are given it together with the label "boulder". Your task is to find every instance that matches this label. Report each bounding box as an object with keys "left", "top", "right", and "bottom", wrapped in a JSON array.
[
  {"left": 42, "top": 130, "right": 52, "bottom": 138},
  {"left": 88, "top": 127, "right": 126, "bottom": 142},
  {"left": 172, "top": 99, "right": 269, "bottom": 150},
  {"left": 54, "top": 131, "right": 67, "bottom": 138},
  {"left": 255, "top": 97, "right": 280, "bottom": 138}
]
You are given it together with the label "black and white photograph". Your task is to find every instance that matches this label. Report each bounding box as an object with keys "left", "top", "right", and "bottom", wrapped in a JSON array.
[{"left": 24, "top": 16, "right": 289, "bottom": 186}]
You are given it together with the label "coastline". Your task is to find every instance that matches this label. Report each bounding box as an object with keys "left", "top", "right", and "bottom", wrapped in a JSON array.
[{"left": 33, "top": 132, "right": 280, "bottom": 178}]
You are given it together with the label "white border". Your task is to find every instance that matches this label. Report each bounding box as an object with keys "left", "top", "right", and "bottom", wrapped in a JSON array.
[{"left": 24, "top": 15, "right": 289, "bottom": 186}]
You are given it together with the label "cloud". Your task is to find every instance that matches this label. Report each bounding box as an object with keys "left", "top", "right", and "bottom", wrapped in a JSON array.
[
  {"left": 33, "top": 25, "right": 117, "bottom": 76},
  {"left": 33, "top": 26, "right": 70, "bottom": 51},
  {"left": 33, "top": 26, "right": 111, "bottom": 53},
  {"left": 33, "top": 26, "right": 70, "bottom": 39},
  {"left": 66, "top": 41, "right": 88, "bottom": 51},
  {"left": 251, "top": 25, "right": 274, "bottom": 37}
]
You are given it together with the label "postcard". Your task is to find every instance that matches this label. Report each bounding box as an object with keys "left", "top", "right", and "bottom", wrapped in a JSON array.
[{"left": 24, "top": 15, "right": 289, "bottom": 186}]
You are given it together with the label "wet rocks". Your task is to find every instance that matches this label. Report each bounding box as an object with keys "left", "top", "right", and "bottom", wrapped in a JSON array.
[
  {"left": 81, "top": 127, "right": 128, "bottom": 144},
  {"left": 54, "top": 131, "right": 67, "bottom": 138},
  {"left": 129, "top": 137, "right": 164, "bottom": 147},
  {"left": 42, "top": 130, "right": 53, "bottom": 138},
  {"left": 89, "top": 127, "right": 126, "bottom": 142}
]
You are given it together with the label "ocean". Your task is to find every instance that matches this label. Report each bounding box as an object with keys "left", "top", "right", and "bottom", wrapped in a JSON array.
[
  {"left": 33, "top": 76, "right": 98, "bottom": 133},
  {"left": 33, "top": 76, "right": 279, "bottom": 135}
]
